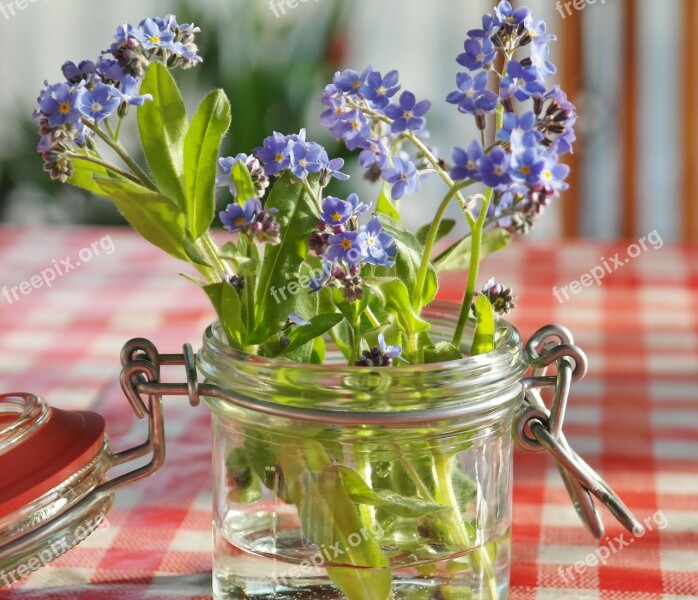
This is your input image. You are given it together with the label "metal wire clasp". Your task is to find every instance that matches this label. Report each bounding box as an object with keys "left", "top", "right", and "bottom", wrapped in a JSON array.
[{"left": 517, "top": 325, "right": 643, "bottom": 538}]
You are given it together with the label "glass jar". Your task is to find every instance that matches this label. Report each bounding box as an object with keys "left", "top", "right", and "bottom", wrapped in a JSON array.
[
  {"left": 0, "top": 394, "right": 114, "bottom": 586},
  {"left": 198, "top": 302, "right": 528, "bottom": 600}
]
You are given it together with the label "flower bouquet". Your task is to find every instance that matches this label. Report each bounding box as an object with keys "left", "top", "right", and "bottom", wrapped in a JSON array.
[{"left": 34, "top": 3, "right": 576, "bottom": 599}]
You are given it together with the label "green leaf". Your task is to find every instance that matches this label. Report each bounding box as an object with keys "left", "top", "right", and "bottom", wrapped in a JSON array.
[
  {"left": 253, "top": 173, "right": 321, "bottom": 344},
  {"left": 424, "top": 342, "right": 463, "bottom": 364},
  {"left": 138, "top": 63, "right": 188, "bottom": 209},
  {"left": 378, "top": 214, "right": 438, "bottom": 309},
  {"left": 183, "top": 234, "right": 212, "bottom": 268},
  {"left": 278, "top": 441, "right": 392, "bottom": 600},
  {"left": 94, "top": 177, "right": 186, "bottom": 261},
  {"left": 471, "top": 294, "right": 495, "bottom": 355},
  {"left": 203, "top": 282, "right": 246, "bottom": 348},
  {"left": 310, "top": 336, "right": 326, "bottom": 365},
  {"left": 68, "top": 154, "right": 118, "bottom": 197},
  {"left": 434, "top": 229, "right": 512, "bottom": 274},
  {"left": 330, "top": 466, "right": 449, "bottom": 519},
  {"left": 416, "top": 219, "right": 456, "bottom": 247},
  {"left": 367, "top": 277, "right": 431, "bottom": 336},
  {"left": 266, "top": 313, "right": 343, "bottom": 358},
  {"left": 375, "top": 183, "right": 400, "bottom": 221},
  {"left": 232, "top": 161, "right": 256, "bottom": 202},
  {"left": 183, "top": 89, "right": 232, "bottom": 239},
  {"left": 225, "top": 448, "right": 263, "bottom": 504}
]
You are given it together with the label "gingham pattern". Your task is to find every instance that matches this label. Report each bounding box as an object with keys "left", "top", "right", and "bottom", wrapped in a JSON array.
[{"left": 0, "top": 228, "right": 696, "bottom": 599}]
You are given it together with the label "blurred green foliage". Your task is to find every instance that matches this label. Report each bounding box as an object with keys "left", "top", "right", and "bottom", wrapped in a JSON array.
[{"left": 0, "top": 1, "right": 349, "bottom": 225}]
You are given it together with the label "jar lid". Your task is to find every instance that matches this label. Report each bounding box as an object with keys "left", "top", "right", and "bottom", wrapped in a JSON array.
[{"left": 0, "top": 394, "right": 106, "bottom": 519}]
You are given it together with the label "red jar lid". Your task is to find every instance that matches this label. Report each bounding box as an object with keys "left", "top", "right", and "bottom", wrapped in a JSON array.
[{"left": 0, "top": 396, "right": 106, "bottom": 519}]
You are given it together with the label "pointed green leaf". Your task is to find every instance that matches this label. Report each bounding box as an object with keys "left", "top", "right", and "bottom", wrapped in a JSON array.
[
  {"left": 367, "top": 277, "right": 431, "bottom": 336},
  {"left": 471, "top": 294, "right": 495, "bottom": 355},
  {"left": 138, "top": 63, "right": 188, "bottom": 208},
  {"left": 434, "top": 229, "right": 512, "bottom": 273},
  {"left": 94, "top": 177, "right": 186, "bottom": 261},
  {"left": 416, "top": 219, "right": 456, "bottom": 247},
  {"left": 253, "top": 173, "right": 321, "bottom": 344},
  {"left": 68, "top": 154, "right": 118, "bottom": 197},
  {"left": 184, "top": 88, "right": 232, "bottom": 239},
  {"left": 330, "top": 465, "right": 449, "bottom": 518},
  {"left": 375, "top": 183, "right": 400, "bottom": 221},
  {"left": 232, "top": 161, "right": 256, "bottom": 202},
  {"left": 266, "top": 313, "right": 343, "bottom": 358},
  {"left": 203, "top": 282, "right": 246, "bottom": 348}
]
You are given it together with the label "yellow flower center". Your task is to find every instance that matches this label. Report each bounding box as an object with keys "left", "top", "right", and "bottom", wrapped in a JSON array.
[
  {"left": 298, "top": 159, "right": 308, "bottom": 167},
  {"left": 149, "top": 35, "right": 161, "bottom": 44},
  {"left": 332, "top": 213, "right": 342, "bottom": 222},
  {"left": 377, "top": 86, "right": 387, "bottom": 96},
  {"left": 520, "top": 165, "right": 531, "bottom": 175},
  {"left": 275, "top": 153, "right": 284, "bottom": 163},
  {"left": 235, "top": 217, "right": 246, "bottom": 226},
  {"left": 341, "top": 239, "right": 352, "bottom": 249},
  {"left": 59, "top": 101, "right": 72, "bottom": 115},
  {"left": 91, "top": 102, "right": 103, "bottom": 114},
  {"left": 367, "top": 236, "right": 376, "bottom": 247},
  {"left": 543, "top": 170, "right": 553, "bottom": 180},
  {"left": 507, "top": 16, "right": 516, "bottom": 23}
]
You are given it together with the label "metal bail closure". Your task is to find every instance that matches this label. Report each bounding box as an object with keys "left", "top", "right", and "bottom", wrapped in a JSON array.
[{"left": 516, "top": 325, "right": 644, "bottom": 539}]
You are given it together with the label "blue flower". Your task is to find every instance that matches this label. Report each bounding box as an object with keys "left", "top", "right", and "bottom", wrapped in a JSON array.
[
  {"left": 256, "top": 132, "right": 293, "bottom": 175},
  {"left": 361, "top": 69, "right": 400, "bottom": 109},
  {"left": 330, "top": 109, "right": 371, "bottom": 151},
  {"left": 457, "top": 38, "right": 496, "bottom": 71},
  {"left": 288, "top": 313, "right": 311, "bottom": 326},
  {"left": 62, "top": 60, "right": 96, "bottom": 85},
  {"left": 37, "top": 82, "right": 81, "bottom": 128},
  {"left": 97, "top": 58, "right": 125, "bottom": 83},
  {"left": 323, "top": 156, "right": 350, "bottom": 182},
  {"left": 290, "top": 141, "right": 324, "bottom": 179},
  {"left": 468, "top": 14, "right": 501, "bottom": 39},
  {"left": 528, "top": 18, "right": 557, "bottom": 45},
  {"left": 382, "top": 157, "right": 419, "bottom": 200},
  {"left": 219, "top": 198, "right": 261, "bottom": 233},
  {"left": 451, "top": 140, "right": 484, "bottom": 182},
  {"left": 319, "top": 196, "right": 354, "bottom": 226},
  {"left": 540, "top": 155, "right": 570, "bottom": 194},
  {"left": 320, "top": 84, "right": 348, "bottom": 127},
  {"left": 326, "top": 231, "right": 364, "bottom": 265},
  {"left": 358, "top": 137, "right": 391, "bottom": 170},
  {"left": 333, "top": 66, "right": 372, "bottom": 95},
  {"left": 359, "top": 218, "right": 396, "bottom": 268},
  {"left": 378, "top": 333, "right": 403, "bottom": 361},
  {"left": 497, "top": 111, "right": 543, "bottom": 147},
  {"left": 309, "top": 261, "right": 335, "bottom": 293},
  {"left": 216, "top": 154, "right": 249, "bottom": 194},
  {"left": 447, "top": 72, "right": 489, "bottom": 113},
  {"left": 131, "top": 18, "right": 176, "bottom": 51},
  {"left": 115, "top": 75, "right": 153, "bottom": 106},
  {"left": 384, "top": 91, "right": 431, "bottom": 134},
  {"left": 529, "top": 44, "right": 557, "bottom": 79},
  {"left": 77, "top": 83, "right": 120, "bottom": 121},
  {"left": 495, "top": 1, "right": 531, "bottom": 26},
  {"left": 346, "top": 192, "right": 370, "bottom": 217},
  {"left": 478, "top": 147, "right": 511, "bottom": 190},
  {"left": 510, "top": 147, "right": 546, "bottom": 186},
  {"left": 500, "top": 61, "right": 546, "bottom": 102}
]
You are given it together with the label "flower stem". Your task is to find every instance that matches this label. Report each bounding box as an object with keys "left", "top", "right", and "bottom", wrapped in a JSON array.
[
  {"left": 431, "top": 443, "right": 499, "bottom": 600},
  {"left": 83, "top": 120, "right": 157, "bottom": 191},
  {"left": 412, "top": 180, "right": 472, "bottom": 311}
]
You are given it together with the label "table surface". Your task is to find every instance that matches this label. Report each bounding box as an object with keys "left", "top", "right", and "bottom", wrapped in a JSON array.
[{"left": 0, "top": 227, "right": 696, "bottom": 600}]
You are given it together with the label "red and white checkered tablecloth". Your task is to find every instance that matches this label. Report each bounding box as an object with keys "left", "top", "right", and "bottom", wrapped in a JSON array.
[{"left": 0, "top": 227, "right": 696, "bottom": 600}]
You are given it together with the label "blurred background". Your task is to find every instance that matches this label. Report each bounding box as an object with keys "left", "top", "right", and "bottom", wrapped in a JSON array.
[{"left": 0, "top": 0, "right": 695, "bottom": 242}]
